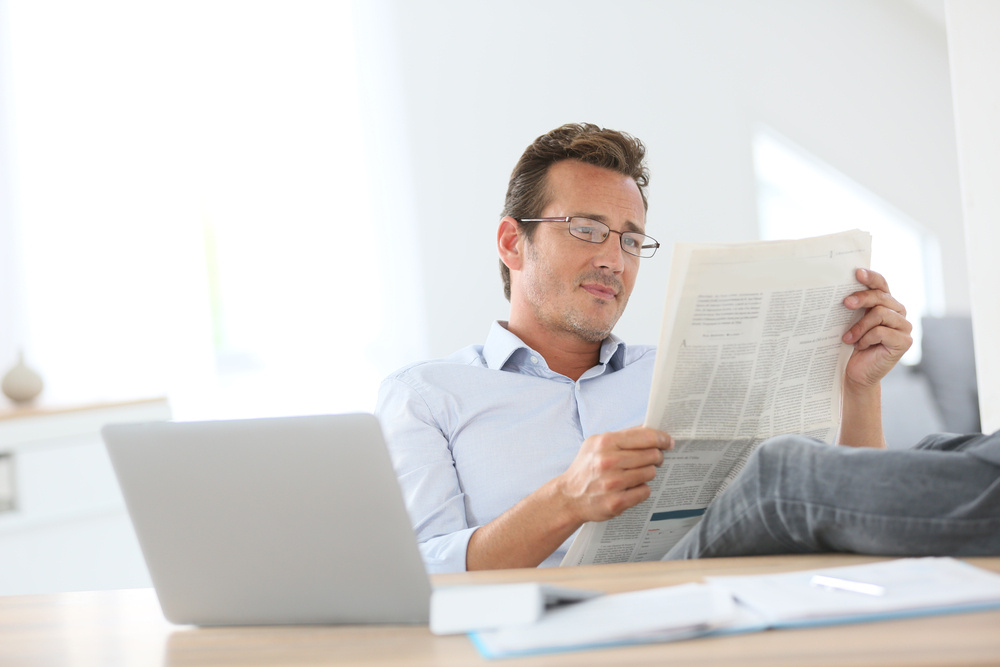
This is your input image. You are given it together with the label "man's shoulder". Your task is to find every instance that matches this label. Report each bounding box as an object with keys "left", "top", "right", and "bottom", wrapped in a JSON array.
[
  {"left": 623, "top": 343, "right": 657, "bottom": 360},
  {"left": 382, "top": 344, "right": 487, "bottom": 385},
  {"left": 618, "top": 343, "right": 657, "bottom": 369}
]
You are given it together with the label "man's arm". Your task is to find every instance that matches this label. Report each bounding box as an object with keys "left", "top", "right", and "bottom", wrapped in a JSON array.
[
  {"left": 377, "top": 373, "right": 671, "bottom": 572},
  {"left": 466, "top": 427, "right": 672, "bottom": 570},
  {"left": 839, "top": 268, "right": 913, "bottom": 448},
  {"left": 375, "top": 376, "right": 483, "bottom": 573}
]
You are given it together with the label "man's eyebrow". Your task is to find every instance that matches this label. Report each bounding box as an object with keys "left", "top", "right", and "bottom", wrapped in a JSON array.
[
  {"left": 622, "top": 220, "right": 645, "bottom": 234},
  {"left": 574, "top": 213, "right": 645, "bottom": 234}
]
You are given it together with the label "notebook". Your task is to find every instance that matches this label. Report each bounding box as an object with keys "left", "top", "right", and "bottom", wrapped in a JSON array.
[{"left": 103, "top": 412, "right": 432, "bottom": 626}]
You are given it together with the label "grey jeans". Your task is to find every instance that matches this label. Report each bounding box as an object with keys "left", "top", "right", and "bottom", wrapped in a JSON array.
[{"left": 664, "top": 430, "right": 1000, "bottom": 559}]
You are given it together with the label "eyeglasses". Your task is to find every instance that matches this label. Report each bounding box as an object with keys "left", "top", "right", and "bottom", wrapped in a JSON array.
[{"left": 517, "top": 217, "right": 660, "bottom": 258}]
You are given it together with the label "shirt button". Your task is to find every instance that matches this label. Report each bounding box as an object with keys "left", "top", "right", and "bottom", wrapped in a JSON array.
[{"left": 530, "top": 356, "right": 539, "bottom": 364}]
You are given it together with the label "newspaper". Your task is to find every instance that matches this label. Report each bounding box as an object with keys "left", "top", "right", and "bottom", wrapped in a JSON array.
[{"left": 561, "top": 230, "right": 872, "bottom": 566}]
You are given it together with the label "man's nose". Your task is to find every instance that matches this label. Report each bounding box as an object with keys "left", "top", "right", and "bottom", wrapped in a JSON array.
[{"left": 593, "top": 232, "right": 626, "bottom": 272}]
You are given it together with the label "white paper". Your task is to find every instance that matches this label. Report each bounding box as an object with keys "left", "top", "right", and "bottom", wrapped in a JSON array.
[
  {"left": 563, "top": 230, "right": 873, "bottom": 566},
  {"left": 468, "top": 559, "right": 1000, "bottom": 659},
  {"left": 471, "top": 582, "right": 737, "bottom": 658},
  {"left": 707, "top": 557, "right": 1000, "bottom": 626}
]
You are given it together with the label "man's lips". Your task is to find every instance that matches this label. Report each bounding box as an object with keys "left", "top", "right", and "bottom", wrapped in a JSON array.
[{"left": 581, "top": 283, "right": 619, "bottom": 300}]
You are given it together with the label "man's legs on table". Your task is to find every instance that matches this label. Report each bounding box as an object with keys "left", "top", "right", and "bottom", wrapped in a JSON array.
[{"left": 664, "top": 432, "right": 1000, "bottom": 560}]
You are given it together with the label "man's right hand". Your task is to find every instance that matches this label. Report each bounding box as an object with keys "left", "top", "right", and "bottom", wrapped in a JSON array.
[
  {"left": 465, "top": 426, "right": 672, "bottom": 570},
  {"left": 555, "top": 426, "right": 674, "bottom": 524}
]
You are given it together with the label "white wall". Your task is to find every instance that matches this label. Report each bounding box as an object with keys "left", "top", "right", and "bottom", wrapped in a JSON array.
[
  {"left": 0, "top": 0, "right": 24, "bottom": 370},
  {"left": 356, "top": 0, "right": 965, "bottom": 360},
  {"left": 0, "top": 0, "right": 969, "bottom": 395},
  {"left": 946, "top": 0, "right": 1000, "bottom": 432}
]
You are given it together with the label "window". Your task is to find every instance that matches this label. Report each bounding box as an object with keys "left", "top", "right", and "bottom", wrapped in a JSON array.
[
  {"left": 4, "top": 1, "right": 409, "bottom": 418},
  {"left": 753, "top": 127, "right": 943, "bottom": 363}
]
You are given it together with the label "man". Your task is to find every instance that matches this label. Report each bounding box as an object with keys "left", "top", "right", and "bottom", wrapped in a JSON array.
[{"left": 376, "top": 123, "right": 994, "bottom": 573}]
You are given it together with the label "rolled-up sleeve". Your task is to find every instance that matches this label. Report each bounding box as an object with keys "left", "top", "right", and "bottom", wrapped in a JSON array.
[{"left": 375, "top": 374, "right": 476, "bottom": 573}]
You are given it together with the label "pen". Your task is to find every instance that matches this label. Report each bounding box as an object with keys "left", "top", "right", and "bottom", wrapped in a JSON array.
[{"left": 809, "top": 574, "right": 886, "bottom": 597}]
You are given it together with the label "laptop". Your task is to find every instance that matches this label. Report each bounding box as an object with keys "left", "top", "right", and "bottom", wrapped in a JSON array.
[{"left": 103, "top": 412, "right": 432, "bottom": 626}]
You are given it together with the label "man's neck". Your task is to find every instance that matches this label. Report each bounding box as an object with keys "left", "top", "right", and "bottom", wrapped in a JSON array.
[{"left": 503, "top": 321, "right": 604, "bottom": 382}]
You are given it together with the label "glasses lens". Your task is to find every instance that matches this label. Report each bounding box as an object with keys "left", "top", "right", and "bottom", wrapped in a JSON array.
[
  {"left": 567, "top": 218, "right": 610, "bottom": 243},
  {"left": 622, "top": 233, "right": 659, "bottom": 258},
  {"left": 564, "top": 217, "right": 658, "bottom": 258}
]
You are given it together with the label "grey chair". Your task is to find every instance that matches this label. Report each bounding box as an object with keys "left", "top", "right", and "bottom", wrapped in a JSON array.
[{"left": 881, "top": 316, "right": 980, "bottom": 449}]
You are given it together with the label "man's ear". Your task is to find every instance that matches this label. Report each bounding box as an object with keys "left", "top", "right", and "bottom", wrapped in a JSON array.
[{"left": 497, "top": 216, "right": 523, "bottom": 271}]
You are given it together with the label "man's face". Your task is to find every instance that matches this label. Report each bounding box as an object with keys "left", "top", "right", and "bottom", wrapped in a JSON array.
[{"left": 514, "top": 159, "right": 646, "bottom": 344}]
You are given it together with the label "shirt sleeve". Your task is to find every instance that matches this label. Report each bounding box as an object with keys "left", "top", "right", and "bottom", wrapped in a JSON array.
[{"left": 375, "top": 374, "right": 477, "bottom": 573}]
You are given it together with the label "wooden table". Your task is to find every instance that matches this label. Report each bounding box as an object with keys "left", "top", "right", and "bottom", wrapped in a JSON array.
[{"left": 3, "top": 554, "right": 999, "bottom": 666}]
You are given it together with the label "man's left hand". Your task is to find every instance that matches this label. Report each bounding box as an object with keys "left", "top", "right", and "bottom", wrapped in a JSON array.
[{"left": 841, "top": 268, "right": 913, "bottom": 390}]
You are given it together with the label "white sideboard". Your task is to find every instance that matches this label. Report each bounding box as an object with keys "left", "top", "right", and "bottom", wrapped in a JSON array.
[{"left": 0, "top": 398, "right": 172, "bottom": 596}]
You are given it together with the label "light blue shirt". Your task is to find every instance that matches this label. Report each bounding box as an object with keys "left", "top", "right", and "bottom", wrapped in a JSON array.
[{"left": 375, "top": 321, "right": 657, "bottom": 573}]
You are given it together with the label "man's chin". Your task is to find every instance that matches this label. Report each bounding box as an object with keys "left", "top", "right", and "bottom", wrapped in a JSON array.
[
  {"left": 566, "top": 317, "right": 619, "bottom": 344},
  {"left": 571, "top": 329, "right": 611, "bottom": 344}
]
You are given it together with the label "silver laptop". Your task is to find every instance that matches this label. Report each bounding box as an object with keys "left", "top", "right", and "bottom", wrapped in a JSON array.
[{"left": 103, "top": 413, "right": 431, "bottom": 626}]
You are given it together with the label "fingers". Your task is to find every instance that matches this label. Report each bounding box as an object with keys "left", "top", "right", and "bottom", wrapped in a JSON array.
[
  {"left": 561, "top": 428, "right": 673, "bottom": 523},
  {"left": 845, "top": 305, "right": 913, "bottom": 350},
  {"left": 591, "top": 427, "right": 673, "bottom": 467},
  {"left": 853, "top": 325, "right": 913, "bottom": 364},
  {"left": 843, "top": 268, "right": 907, "bottom": 317},
  {"left": 842, "top": 268, "right": 911, "bottom": 346},
  {"left": 840, "top": 268, "right": 914, "bottom": 389},
  {"left": 608, "top": 426, "right": 674, "bottom": 451},
  {"left": 604, "top": 483, "right": 653, "bottom": 516},
  {"left": 579, "top": 463, "right": 658, "bottom": 518},
  {"left": 853, "top": 267, "right": 889, "bottom": 292}
]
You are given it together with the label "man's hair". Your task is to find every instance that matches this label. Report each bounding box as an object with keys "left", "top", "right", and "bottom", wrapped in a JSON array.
[{"left": 499, "top": 123, "right": 649, "bottom": 301}]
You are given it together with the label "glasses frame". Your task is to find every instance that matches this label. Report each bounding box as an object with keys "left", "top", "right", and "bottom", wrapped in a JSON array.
[{"left": 517, "top": 217, "right": 660, "bottom": 258}]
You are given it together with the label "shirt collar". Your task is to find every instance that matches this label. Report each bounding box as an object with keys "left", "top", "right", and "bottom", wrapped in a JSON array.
[
  {"left": 483, "top": 321, "right": 628, "bottom": 373},
  {"left": 483, "top": 321, "right": 531, "bottom": 370},
  {"left": 599, "top": 332, "right": 628, "bottom": 371}
]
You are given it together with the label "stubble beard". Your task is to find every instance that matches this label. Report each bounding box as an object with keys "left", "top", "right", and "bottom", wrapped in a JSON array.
[
  {"left": 523, "top": 249, "right": 629, "bottom": 344},
  {"left": 562, "top": 306, "right": 622, "bottom": 343}
]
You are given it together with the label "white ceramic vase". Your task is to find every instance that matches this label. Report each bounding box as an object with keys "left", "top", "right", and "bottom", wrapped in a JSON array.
[{"left": 2, "top": 351, "right": 44, "bottom": 404}]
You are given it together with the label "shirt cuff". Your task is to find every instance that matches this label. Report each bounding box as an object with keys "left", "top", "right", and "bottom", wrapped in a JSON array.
[{"left": 419, "top": 526, "right": 479, "bottom": 574}]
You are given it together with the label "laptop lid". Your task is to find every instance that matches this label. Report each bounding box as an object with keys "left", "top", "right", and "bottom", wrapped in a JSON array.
[{"left": 103, "top": 413, "right": 431, "bottom": 626}]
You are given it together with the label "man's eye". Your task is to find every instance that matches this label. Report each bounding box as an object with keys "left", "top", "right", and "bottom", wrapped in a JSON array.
[
  {"left": 622, "top": 235, "right": 640, "bottom": 248},
  {"left": 571, "top": 225, "right": 597, "bottom": 236}
]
